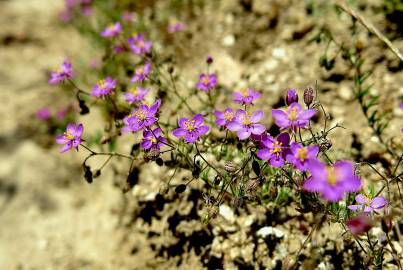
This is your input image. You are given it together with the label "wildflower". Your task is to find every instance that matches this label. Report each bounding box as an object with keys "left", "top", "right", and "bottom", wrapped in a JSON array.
[
  {"left": 172, "top": 114, "right": 209, "bottom": 143},
  {"left": 91, "top": 77, "right": 117, "bottom": 98},
  {"left": 168, "top": 22, "right": 185, "bottom": 33},
  {"left": 36, "top": 108, "right": 51, "bottom": 120},
  {"left": 214, "top": 108, "right": 235, "bottom": 128},
  {"left": 128, "top": 33, "right": 152, "bottom": 55},
  {"left": 226, "top": 109, "right": 266, "bottom": 140},
  {"left": 101, "top": 22, "right": 122, "bottom": 38},
  {"left": 48, "top": 60, "right": 73, "bottom": 84},
  {"left": 303, "top": 159, "right": 361, "bottom": 202},
  {"left": 124, "top": 87, "right": 149, "bottom": 104},
  {"left": 55, "top": 123, "right": 83, "bottom": 153},
  {"left": 257, "top": 133, "right": 290, "bottom": 167},
  {"left": 196, "top": 73, "right": 217, "bottom": 92},
  {"left": 348, "top": 194, "right": 387, "bottom": 213},
  {"left": 286, "top": 142, "right": 319, "bottom": 171},
  {"left": 272, "top": 102, "right": 317, "bottom": 130},
  {"left": 347, "top": 215, "right": 373, "bottom": 235},
  {"left": 122, "top": 100, "right": 161, "bottom": 133},
  {"left": 233, "top": 88, "right": 262, "bottom": 105},
  {"left": 285, "top": 89, "right": 298, "bottom": 105},
  {"left": 131, "top": 61, "right": 152, "bottom": 83},
  {"left": 141, "top": 128, "right": 167, "bottom": 151}
]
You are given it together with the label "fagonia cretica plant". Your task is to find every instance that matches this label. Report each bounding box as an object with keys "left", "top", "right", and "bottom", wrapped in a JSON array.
[{"left": 46, "top": 2, "right": 403, "bottom": 268}]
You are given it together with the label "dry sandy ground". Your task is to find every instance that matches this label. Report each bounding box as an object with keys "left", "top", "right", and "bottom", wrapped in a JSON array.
[{"left": 0, "top": 1, "right": 134, "bottom": 269}]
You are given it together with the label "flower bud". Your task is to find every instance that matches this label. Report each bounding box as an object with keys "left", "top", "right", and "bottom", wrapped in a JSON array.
[
  {"left": 303, "top": 87, "right": 314, "bottom": 107},
  {"left": 206, "top": 55, "right": 213, "bottom": 65},
  {"left": 285, "top": 89, "right": 298, "bottom": 105}
]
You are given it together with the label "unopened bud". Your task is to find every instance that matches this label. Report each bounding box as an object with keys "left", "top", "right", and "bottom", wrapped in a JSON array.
[
  {"left": 303, "top": 87, "right": 314, "bottom": 107},
  {"left": 285, "top": 89, "right": 298, "bottom": 105},
  {"left": 206, "top": 55, "right": 213, "bottom": 65}
]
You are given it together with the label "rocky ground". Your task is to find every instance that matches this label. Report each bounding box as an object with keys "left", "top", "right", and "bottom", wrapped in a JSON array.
[{"left": 0, "top": 0, "right": 401, "bottom": 269}]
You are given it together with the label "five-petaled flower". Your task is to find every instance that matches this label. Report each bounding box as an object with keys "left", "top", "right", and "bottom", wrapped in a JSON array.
[
  {"left": 257, "top": 133, "right": 290, "bottom": 167},
  {"left": 91, "top": 77, "right": 117, "bottom": 97},
  {"left": 303, "top": 159, "right": 361, "bottom": 202},
  {"left": 196, "top": 73, "right": 217, "bottom": 92},
  {"left": 122, "top": 100, "right": 161, "bottom": 133},
  {"left": 56, "top": 123, "right": 84, "bottom": 153},
  {"left": 128, "top": 33, "right": 152, "bottom": 55},
  {"left": 286, "top": 142, "right": 319, "bottom": 171},
  {"left": 172, "top": 114, "right": 209, "bottom": 143},
  {"left": 348, "top": 194, "right": 387, "bottom": 213},
  {"left": 226, "top": 109, "right": 266, "bottom": 140},
  {"left": 131, "top": 61, "right": 152, "bottom": 83},
  {"left": 214, "top": 108, "right": 235, "bottom": 128},
  {"left": 142, "top": 128, "right": 167, "bottom": 151},
  {"left": 124, "top": 86, "right": 149, "bottom": 104},
  {"left": 49, "top": 60, "right": 73, "bottom": 84},
  {"left": 233, "top": 88, "right": 261, "bottom": 105},
  {"left": 101, "top": 22, "right": 122, "bottom": 38},
  {"left": 272, "top": 102, "right": 317, "bottom": 130}
]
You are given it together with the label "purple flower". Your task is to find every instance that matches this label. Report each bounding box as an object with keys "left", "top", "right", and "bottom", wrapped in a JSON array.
[
  {"left": 303, "top": 160, "right": 362, "bottom": 202},
  {"left": 347, "top": 215, "right": 373, "bottom": 235},
  {"left": 168, "top": 22, "right": 185, "bottom": 33},
  {"left": 257, "top": 133, "right": 290, "bottom": 167},
  {"left": 172, "top": 114, "right": 209, "bottom": 143},
  {"left": 91, "top": 77, "right": 117, "bottom": 98},
  {"left": 122, "top": 100, "right": 161, "bottom": 133},
  {"left": 272, "top": 102, "right": 317, "bottom": 130},
  {"left": 49, "top": 60, "right": 73, "bottom": 84},
  {"left": 226, "top": 110, "right": 266, "bottom": 140},
  {"left": 214, "top": 108, "right": 235, "bottom": 128},
  {"left": 124, "top": 87, "right": 149, "bottom": 104},
  {"left": 285, "top": 89, "right": 298, "bottom": 105},
  {"left": 131, "top": 61, "right": 152, "bottom": 83},
  {"left": 142, "top": 128, "right": 167, "bottom": 151},
  {"left": 196, "top": 73, "right": 217, "bottom": 92},
  {"left": 128, "top": 33, "right": 152, "bottom": 55},
  {"left": 37, "top": 108, "right": 51, "bottom": 120},
  {"left": 348, "top": 194, "right": 387, "bottom": 213},
  {"left": 286, "top": 142, "right": 319, "bottom": 171},
  {"left": 55, "top": 123, "right": 83, "bottom": 153},
  {"left": 101, "top": 22, "right": 122, "bottom": 38},
  {"left": 233, "top": 88, "right": 262, "bottom": 105}
]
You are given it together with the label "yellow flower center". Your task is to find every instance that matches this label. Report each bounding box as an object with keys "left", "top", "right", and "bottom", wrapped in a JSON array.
[
  {"left": 64, "top": 131, "right": 74, "bottom": 140},
  {"left": 224, "top": 111, "right": 235, "bottom": 122},
  {"left": 288, "top": 107, "right": 298, "bottom": 121},
  {"left": 241, "top": 88, "right": 249, "bottom": 97},
  {"left": 151, "top": 137, "right": 158, "bottom": 144},
  {"left": 130, "top": 87, "right": 139, "bottom": 96},
  {"left": 185, "top": 120, "right": 196, "bottom": 132},
  {"left": 201, "top": 76, "right": 210, "bottom": 85},
  {"left": 297, "top": 147, "right": 308, "bottom": 161},
  {"left": 134, "top": 109, "right": 147, "bottom": 120},
  {"left": 240, "top": 113, "right": 251, "bottom": 126},
  {"left": 98, "top": 79, "right": 106, "bottom": 88},
  {"left": 137, "top": 67, "right": 144, "bottom": 75},
  {"left": 107, "top": 24, "right": 115, "bottom": 31},
  {"left": 326, "top": 167, "right": 338, "bottom": 186},
  {"left": 270, "top": 141, "right": 282, "bottom": 155},
  {"left": 137, "top": 40, "right": 145, "bottom": 48}
]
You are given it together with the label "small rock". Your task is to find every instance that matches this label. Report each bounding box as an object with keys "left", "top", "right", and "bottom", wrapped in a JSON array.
[
  {"left": 222, "top": 35, "right": 235, "bottom": 47},
  {"left": 264, "top": 59, "right": 279, "bottom": 71},
  {"left": 339, "top": 85, "right": 353, "bottom": 100},
  {"left": 219, "top": 204, "right": 236, "bottom": 223},
  {"left": 272, "top": 48, "right": 286, "bottom": 59},
  {"left": 256, "top": 226, "right": 284, "bottom": 238}
]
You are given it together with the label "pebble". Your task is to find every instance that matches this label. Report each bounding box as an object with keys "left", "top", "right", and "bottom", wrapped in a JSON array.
[
  {"left": 338, "top": 85, "right": 353, "bottom": 100},
  {"left": 219, "top": 204, "right": 236, "bottom": 223},
  {"left": 222, "top": 35, "right": 235, "bottom": 47},
  {"left": 256, "top": 226, "right": 284, "bottom": 238},
  {"left": 272, "top": 48, "right": 286, "bottom": 59}
]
